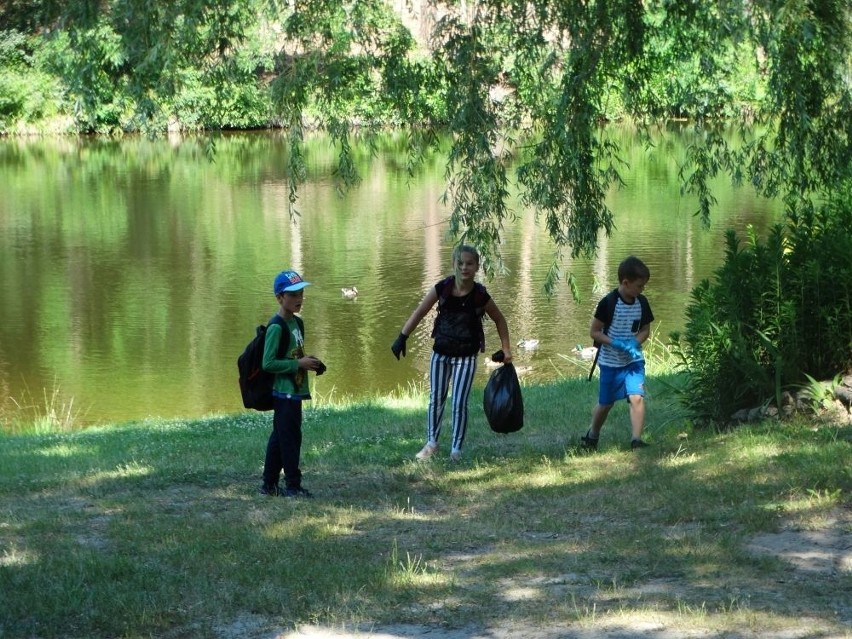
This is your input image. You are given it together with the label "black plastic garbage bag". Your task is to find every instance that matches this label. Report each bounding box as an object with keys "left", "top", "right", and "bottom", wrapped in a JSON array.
[{"left": 483, "top": 363, "right": 524, "bottom": 433}]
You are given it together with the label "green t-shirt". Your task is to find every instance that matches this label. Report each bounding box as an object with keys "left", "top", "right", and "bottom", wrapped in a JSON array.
[{"left": 261, "top": 316, "right": 310, "bottom": 400}]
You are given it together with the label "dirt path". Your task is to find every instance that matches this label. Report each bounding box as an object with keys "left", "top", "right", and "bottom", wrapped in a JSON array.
[{"left": 216, "top": 509, "right": 851, "bottom": 639}]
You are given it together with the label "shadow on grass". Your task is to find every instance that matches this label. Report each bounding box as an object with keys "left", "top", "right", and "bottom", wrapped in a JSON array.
[{"left": 1, "top": 375, "right": 850, "bottom": 638}]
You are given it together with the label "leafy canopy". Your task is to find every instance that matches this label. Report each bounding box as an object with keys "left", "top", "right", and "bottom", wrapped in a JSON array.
[{"left": 2, "top": 0, "right": 851, "bottom": 290}]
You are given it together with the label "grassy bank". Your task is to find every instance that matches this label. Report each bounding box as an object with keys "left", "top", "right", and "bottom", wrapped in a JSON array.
[{"left": 1, "top": 374, "right": 850, "bottom": 638}]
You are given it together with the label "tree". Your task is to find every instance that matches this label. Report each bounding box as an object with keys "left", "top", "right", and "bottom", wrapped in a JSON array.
[
  {"left": 7, "top": 2, "right": 850, "bottom": 281},
  {"left": 272, "top": 0, "right": 852, "bottom": 291}
]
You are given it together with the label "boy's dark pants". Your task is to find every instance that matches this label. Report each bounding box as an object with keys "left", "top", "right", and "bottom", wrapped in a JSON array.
[{"left": 263, "top": 397, "right": 303, "bottom": 489}]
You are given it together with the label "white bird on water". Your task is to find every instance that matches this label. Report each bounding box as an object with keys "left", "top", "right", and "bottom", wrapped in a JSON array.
[
  {"left": 574, "top": 345, "right": 597, "bottom": 361},
  {"left": 341, "top": 287, "right": 358, "bottom": 300},
  {"left": 517, "top": 338, "right": 540, "bottom": 350},
  {"left": 483, "top": 356, "right": 532, "bottom": 375}
]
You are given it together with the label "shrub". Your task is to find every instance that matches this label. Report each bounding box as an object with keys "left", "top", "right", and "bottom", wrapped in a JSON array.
[
  {"left": 672, "top": 184, "right": 852, "bottom": 423},
  {"left": 0, "top": 30, "right": 66, "bottom": 130}
]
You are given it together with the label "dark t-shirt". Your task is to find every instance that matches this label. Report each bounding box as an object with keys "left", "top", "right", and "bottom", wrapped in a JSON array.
[{"left": 431, "top": 276, "right": 491, "bottom": 356}]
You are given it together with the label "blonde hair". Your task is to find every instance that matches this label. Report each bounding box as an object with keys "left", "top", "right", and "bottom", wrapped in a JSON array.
[{"left": 452, "top": 244, "right": 480, "bottom": 287}]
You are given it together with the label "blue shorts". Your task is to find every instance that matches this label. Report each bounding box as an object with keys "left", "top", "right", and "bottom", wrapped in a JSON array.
[{"left": 598, "top": 361, "right": 646, "bottom": 405}]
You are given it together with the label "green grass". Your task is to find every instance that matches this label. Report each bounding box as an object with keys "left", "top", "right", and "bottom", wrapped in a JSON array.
[
  {"left": 0, "top": 379, "right": 83, "bottom": 435},
  {"left": 1, "top": 374, "right": 851, "bottom": 638}
]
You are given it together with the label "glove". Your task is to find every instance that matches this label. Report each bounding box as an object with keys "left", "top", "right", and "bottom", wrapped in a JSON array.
[
  {"left": 306, "top": 356, "right": 326, "bottom": 375},
  {"left": 610, "top": 337, "right": 630, "bottom": 352},
  {"left": 610, "top": 337, "right": 642, "bottom": 359},
  {"left": 391, "top": 333, "right": 408, "bottom": 360}
]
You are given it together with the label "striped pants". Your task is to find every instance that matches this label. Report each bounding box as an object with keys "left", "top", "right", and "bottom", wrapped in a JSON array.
[{"left": 426, "top": 351, "right": 478, "bottom": 452}]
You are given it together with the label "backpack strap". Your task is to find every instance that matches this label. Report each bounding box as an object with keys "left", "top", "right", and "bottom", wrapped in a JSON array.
[
  {"left": 587, "top": 289, "right": 619, "bottom": 382},
  {"left": 267, "top": 314, "right": 304, "bottom": 359},
  {"left": 636, "top": 294, "right": 652, "bottom": 328},
  {"left": 473, "top": 284, "right": 488, "bottom": 313},
  {"left": 586, "top": 290, "right": 651, "bottom": 381}
]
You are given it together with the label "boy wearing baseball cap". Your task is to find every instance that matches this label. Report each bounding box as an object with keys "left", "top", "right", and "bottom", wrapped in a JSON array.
[{"left": 260, "top": 270, "right": 325, "bottom": 497}]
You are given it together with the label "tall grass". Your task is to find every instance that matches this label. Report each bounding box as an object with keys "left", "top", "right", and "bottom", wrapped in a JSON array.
[{"left": 0, "top": 380, "right": 85, "bottom": 435}]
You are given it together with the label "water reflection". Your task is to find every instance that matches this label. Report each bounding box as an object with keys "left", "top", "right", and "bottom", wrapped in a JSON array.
[{"left": 0, "top": 130, "right": 782, "bottom": 426}]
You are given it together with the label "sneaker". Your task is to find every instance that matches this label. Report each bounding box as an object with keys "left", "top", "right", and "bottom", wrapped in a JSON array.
[
  {"left": 631, "top": 439, "right": 649, "bottom": 450},
  {"left": 450, "top": 450, "right": 462, "bottom": 462},
  {"left": 284, "top": 486, "right": 313, "bottom": 498},
  {"left": 580, "top": 431, "right": 599, "bottom": 451},
  {"left": 259, "top": 483, "right": 281, "bottom": 496},
  {"left": 415, "top": 442, "right": 438, "bottom": 460}
]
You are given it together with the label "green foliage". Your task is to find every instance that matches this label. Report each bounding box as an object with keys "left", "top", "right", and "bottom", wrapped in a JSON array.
[
  {"left": 633, "top": 2, "right": 763, "bottom": 120},
  {"left": 4, "top": 0, "right": 278, "bottom": 133},
  {"left": 672, "top": 184, "right": 852, "bottom": 422},
  {"left": 50, "top": 24, "right": 131, "bottom": 131},
  {"left": 751, "top": 0, "right": 852, "bottom": 202},
  {"left": 438, "top": 17, "right": 512, "bottom": 276},
  {"left": 796, "top": 372, "right": 843, "bottom": 413},
  {"left": 0, "top": 30, "right": 63, "bottom": 130},
  {"left": 268, "top": 0, "right": 442, "bottom": 208},
  {"left": 0, "top": 0, "right": 64, "bottom": 33}
]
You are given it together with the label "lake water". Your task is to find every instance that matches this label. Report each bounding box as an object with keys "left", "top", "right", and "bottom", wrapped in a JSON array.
[{"left": 0, "top": 129, "right": 782, "bottom": 427}]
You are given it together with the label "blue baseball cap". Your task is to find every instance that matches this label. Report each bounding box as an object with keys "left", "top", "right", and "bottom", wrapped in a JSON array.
[{"left": 273, "top": 270, "right": 310, "bottom": 294}]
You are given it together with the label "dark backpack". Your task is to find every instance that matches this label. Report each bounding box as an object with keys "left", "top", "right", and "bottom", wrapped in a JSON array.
[
  {"left": 432, "top": 276, "right": 489, "bottom": 356},
  {"left": 587, "top": 289, "right": 651, "bottom": 381},
  {"left": 237, "top": 314, "right": 303, "bottom": 411}
]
